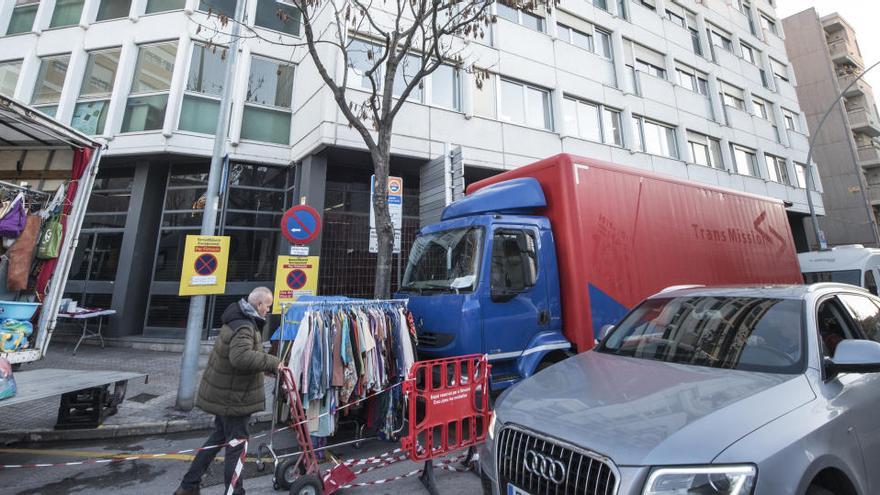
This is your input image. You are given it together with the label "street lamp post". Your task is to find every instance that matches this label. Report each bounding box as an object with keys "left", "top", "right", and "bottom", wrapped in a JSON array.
[{"left": 803, "top": 59, "right": 880, "bottom": 250}]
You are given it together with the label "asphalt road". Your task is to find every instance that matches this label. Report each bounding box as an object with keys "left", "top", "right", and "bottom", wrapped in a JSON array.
[{"left": 0, "top": 425, "right": 482, "bottom": 494}]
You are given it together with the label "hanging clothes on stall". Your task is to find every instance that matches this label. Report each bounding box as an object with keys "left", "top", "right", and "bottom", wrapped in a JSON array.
[{"left": 282, "top": 300, "right": 415, "bottom": 438}]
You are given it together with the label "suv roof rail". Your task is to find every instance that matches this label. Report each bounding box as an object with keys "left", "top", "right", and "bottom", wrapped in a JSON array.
[
  {"left": 806, "top": 282, "right": 869, "bottom": 293},
  {"left": 658, "top": 284, "right": 705, "bottom": 293}
]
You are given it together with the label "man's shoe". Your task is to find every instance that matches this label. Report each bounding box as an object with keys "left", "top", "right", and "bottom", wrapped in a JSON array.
[{"left": 173, "top": 487, "right": 200, "bottom": 495}]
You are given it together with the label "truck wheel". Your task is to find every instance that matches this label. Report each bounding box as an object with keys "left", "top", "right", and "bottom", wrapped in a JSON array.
[
  {"left": 289, "top": 474, "right": 323, "bottom": 495},
  {"left": 11, "top": 363, "right": 21, "bottom": 371}
]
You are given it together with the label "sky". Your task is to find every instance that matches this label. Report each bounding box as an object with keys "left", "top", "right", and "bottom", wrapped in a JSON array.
[{"left": 776, "top": 0, "right": 880, "bottom": 92}]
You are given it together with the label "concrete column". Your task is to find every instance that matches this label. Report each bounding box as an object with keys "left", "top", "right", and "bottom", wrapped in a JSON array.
[
  {"left": 654, "top": 0, "right": 667, "bottom": 17},
  {"left": 131, "top": 0, "right": 147, "bottom": 20},
  {"left": 731, "top": 32, "right": 742, "bottom": 58},
  {"left": 109, "top": 161, "right": 167, "bottom": 337},
  {"left": 771, "top": 101, "right": 789, "bottom": 147},
  {"left": 462, "top": 69, "right": 475, "bottom": 119},
  {"left": 163, "top": 33, "right": 192, "bottom": 137},
  {"left": 33, "top": 0, "right": 57, "bottom": 33},
  {"left": 676, "top": 124, "right": 691, "bottom": 163},
  {"left": 664, "top": 52, "right": 676, "bottom": 81},
  {"left": 56, "top": 44, "right": 88, "bottom": 126},
  {"left": 0, "top": 3, "right": 14, "bottom": 33},
  {"left": 743, "top": 87, "right": 755, "bottom": 116},
  {"left": 552, "top": 89, "right": 566, "bottom": 137},
  {"left": 13, "top": 50, "right": 40, "bottom": 103},
  {"left": 754, "top": 147, "right": 768, "bottom": 180},
  {"left": 82, "top": 0, "right": 100, "bottom": 25},
  {"left": 103, "top": 37, "right": 138, "bottom": 139},
  {"left": 296, "top": 153, "right": 328, "bottom": 257},
  {"left": 228, "top": 44, "right": 251, "bottom": 146},
  {"left": 695, "top": 12, "right": 711, "bottom": 61},
  {"left": 707, "top": 73, "right": 725, "bottom": 124},
  {"left": 611, "top": 30, "right": 627, "bottom": 92},
  {"left": 719, "top": 136, "right": 734, "bottom": 173},
  {"left": 622, "top": 106, "right": 638, "bottom": 152}
]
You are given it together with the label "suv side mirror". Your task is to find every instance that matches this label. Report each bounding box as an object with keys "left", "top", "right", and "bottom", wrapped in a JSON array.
[
  {"left": 826, "top": 340, "right": 880, "bottom": 375},
  {"left": 598, "top": 324, "right": 615, "bottom": 342}
]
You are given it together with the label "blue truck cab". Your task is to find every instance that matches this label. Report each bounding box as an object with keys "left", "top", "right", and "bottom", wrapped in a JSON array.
[{"left": 395, "top": 179, "right": 571, "bottom": 390}]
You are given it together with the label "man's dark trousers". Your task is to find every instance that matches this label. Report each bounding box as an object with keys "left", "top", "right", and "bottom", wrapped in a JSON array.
[{"left": 180, "top": 415, "right": 249, "bottom": 494}]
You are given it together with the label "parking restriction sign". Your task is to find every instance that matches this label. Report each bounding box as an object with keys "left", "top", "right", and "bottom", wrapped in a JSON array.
[
  {"left": 272, "top": 256, "right": 320, "bottom": 314},
  {"left": 179, "top": 235, "right": 230, "bottom": 296}
]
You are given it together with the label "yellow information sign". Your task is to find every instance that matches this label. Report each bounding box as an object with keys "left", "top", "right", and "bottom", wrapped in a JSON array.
[
  {"left": 273, "top": 256, "right": 320, "bottom": 314},
  {"left": 178, "top": 235, "right": 231, "bottom": 296}
]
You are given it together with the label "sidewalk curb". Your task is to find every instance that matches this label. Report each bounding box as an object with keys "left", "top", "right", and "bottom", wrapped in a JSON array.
[{"left": 0, "top": 412, "right": 272, "bottom": 445}]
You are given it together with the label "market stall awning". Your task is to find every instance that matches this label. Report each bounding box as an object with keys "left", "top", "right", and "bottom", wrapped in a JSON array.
[{"left": 0, "top": 95, "right": 100, "bottom": 151}]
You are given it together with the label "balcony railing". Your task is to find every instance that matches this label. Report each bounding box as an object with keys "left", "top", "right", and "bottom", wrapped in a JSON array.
[{"left": 839, "top": 72, "right": 871, "bottom": 98}]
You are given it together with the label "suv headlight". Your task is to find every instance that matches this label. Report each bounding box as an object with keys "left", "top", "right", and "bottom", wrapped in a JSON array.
[
  {"left": 643, "top": 465, "right": 756, "bottom": 495},
  {"left": 487, "top": 412, "right": 498, "bottom": 440}
]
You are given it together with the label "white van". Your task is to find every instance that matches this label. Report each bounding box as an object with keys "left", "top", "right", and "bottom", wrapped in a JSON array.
[{"left": 798, "top": 244, "right": 880, "bottom": 296}]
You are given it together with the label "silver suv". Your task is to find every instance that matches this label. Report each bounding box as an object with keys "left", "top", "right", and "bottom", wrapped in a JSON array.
[{"left": 480, "top": 284, "right": 880, "bottom": 495}]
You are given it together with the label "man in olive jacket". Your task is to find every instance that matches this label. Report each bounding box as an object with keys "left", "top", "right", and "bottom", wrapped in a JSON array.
[{"left": 175, "top": 287, "right": 281, "bottom": 495}]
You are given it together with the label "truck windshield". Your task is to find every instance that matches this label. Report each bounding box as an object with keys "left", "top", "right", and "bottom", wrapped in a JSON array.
[
  {"left": 803, "top": 270, "right": 861, "bottom": 286},
  {"left": 401, "top": 227, "right": 483, "bottom": 293},
  {"left": 599, "top": 296, "right": 805, "bottom": 374}
]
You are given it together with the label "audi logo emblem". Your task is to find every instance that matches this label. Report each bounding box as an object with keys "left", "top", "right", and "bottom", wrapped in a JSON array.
[{"left": 524, "top": 450, "right": 566, "bottom": 484}]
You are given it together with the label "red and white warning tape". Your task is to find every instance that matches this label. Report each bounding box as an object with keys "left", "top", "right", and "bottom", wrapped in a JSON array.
[
  {"left": 0, "top": 381, "right": 405, "bottom": 470},
  {"left": 339, "top": 454, "right": 468, "bottom": 489},
  {"left": 225, "top": 439, "right": 247, "bottom": 495}
]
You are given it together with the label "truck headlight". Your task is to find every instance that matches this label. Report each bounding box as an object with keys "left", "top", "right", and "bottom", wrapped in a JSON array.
[
  {"left": 643, "top": 465, "right": 756, "bottom": 495},
  {"left": 487, "top": 412, "right": 497, "bottom": 440}
]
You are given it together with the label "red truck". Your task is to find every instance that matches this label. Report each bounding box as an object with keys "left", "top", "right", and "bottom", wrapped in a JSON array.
[{"left": 398, "top": 153, "right": 803, "bottom": 388}]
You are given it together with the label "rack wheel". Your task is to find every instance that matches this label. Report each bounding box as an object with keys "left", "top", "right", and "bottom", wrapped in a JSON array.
[
  {"left": 354, "top": 424, "right": 365, "bottom": 449},
  {"left": 256, "top": 444, "right": 270, "bottom": 472},
  {"left": 289, "top": 474, "right": 323, "bottom": 495},
  {"left": 275, "top": 458, "right": 304, "bottom": 490}
]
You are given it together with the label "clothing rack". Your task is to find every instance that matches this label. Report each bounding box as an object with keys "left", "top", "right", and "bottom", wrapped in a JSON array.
[
  {"left": 0, "top": 180, "right": 50, "bottom": 198},
  {"left": 284, "top": 299, "right": 409, "bottom": 307}
]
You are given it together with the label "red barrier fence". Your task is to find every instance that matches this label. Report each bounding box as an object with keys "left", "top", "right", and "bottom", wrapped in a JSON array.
[{"left": 401, "top": 354, "right": 492, "bottom": 462}]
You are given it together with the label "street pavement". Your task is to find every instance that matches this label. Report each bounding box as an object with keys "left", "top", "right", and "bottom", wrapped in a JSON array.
[{"left": 0, "top": 426, "right": 483, "bottom": 494}]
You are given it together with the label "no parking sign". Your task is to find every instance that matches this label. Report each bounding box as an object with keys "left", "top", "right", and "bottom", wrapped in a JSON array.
[
  {"left": 178, "top": 235, "right": 231, "bottom": 296},
  {"left": 272, "top": 255, "right": 320, "bottom": 314}
]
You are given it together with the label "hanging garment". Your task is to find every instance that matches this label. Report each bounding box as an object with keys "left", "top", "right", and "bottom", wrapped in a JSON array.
[
  {"left": 7, "top": 215, "right": 41, "bottom": 291},
  {"left": 0, "top": 194, "right": 26, "bottom": 238}
]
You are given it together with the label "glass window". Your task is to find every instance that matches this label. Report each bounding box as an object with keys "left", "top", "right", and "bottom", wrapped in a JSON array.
[
  {"left": 97, "top": 0, "right": 132, "bottom": 21},
  {"left": 122, "top": 41, "right": 178, "bottom": 132},
  {"left": 146, "top": 0, "right": 185, "bottom": 13},
  {"left": 600, "top": 296, "right": 807, "bottom": 374},
  {"left": 795, "top": 162, "right": 808, "bottom": 188},
  {"left": 346, "top": 39, "right": 382, "bottom": 90},
  {"left": 243, "top": 56, "right": 294, "bottom": 144},
  {"left": 255, "top": 0, "right": 300, "bottom": 35},
  {"left": 840, "top": 294, "right": 880, "bottom": 341},
  {"left": 496, "top": 3, "right": 519, "bottom": 23},
  {"left": 49, "top": 0, "right": 84, "bottom": 28},
  {"left": 525, "top": 86, "right": 551, "bottom": 130},
  {"left": 602, "top": 107, "right": 622, "bottom": 146},
  {"left": 186, "top": 43, "right": 227, "bottom": 97},
  {"left": 566, "top": 98, "right": 600, "bottom": 141},
  {"left": 31, "top": 54, "right": 70, "bottom": 117},
  {"left": 639, "top": 0, "right": 656, "bottom": 11},
  {"left": 521, "top": 11, "right": 544, "bottom": 32},
  {"left": 677, "top": 68, "right": 696, "bottom": 92},
  {"left": 710, "top": 28, "right": 733, "bottom": 52},
  {"left": 667, "top": 10, "right": 685, "bottom": 28},
  {"left": 499, "top": 79, "right": 524, "bottom": 126},
  {"left": 688, "top": 131, "right": 721, "bottom": 168},
  {"left": 431, "top": 64, "right": 459, "bottom": 110},
  {"left": 393, "top": 54, "right": 423, "bottom": 101},
  {"left": 690, "top": 27, "right": 702, "bottom": 56},
  {"left": 765, "top": 154, "right": 790, "bottom": 185},
  {"left": 637, "top": 117, "right": 677, "bottom": 158},
  {"left": 783, "top": 109, "right": 798, "bottom": 131},
  {"left": 72, "top": 48, "right": 121, "bottom": 135},
  {"left": 199, "top": 0, "right": 236, "bottom": 17},
  {"left": 732, "top": 144, "right": 758, "bottom": 176},
  {"left": 401, "top": 227, "right": 483, "bottom": 293},
  {"left": 697, "top": 77, "right": 709, "bottom": 95},
  {"left": 246, "top": 56, "right": 294, "bottom": 108},
  {"left": 752, "top": 98, "right": 768, "bottom": 119},
  {"left": 866, "top": 272, "right": 879, "bottom": 296},
  {"left": 595, "top": 29, "right": 612, "bottom": 59},
  {"left": 0, "top": 61, "right": 22, "bottom": 97},
  {"left": 179, "top": 95, "right": 220, "bottom": 134},
  {"left": 491, "top": 230, "right": 537, "bottom": 294},
  {"left": 636, "top": 60, "right": 666, "bottom": 79},
  {"left": 741, "top": 42, "right": 756, "bottom": 64},
  {"left": 593, "top": 0, "right": 607, "bottom": 10},
  {"left": 760, "top": 14, "right": 778, "bottom": 35},
  {"left": 771, "top": 58, "right": 788, "bottom": 81},
  {"left": 558, "top": 24, "right": 593, "bottom": 51},
  {"left": 6, "top": 0, "right": 39, "bottom": 35}
]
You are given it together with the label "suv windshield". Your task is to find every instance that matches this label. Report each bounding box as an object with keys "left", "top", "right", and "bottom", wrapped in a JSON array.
[
  {"left": 401, "top": 227, "right": 483, "bottom": 293},
  {"left": 599, "top": 296, "right": 805, "bottom": 374},
  {"left": 803, "top": 270, "right": 861, "bottom": 286}
]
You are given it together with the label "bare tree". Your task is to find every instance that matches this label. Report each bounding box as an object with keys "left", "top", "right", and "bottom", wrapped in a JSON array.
[{"left": 195, "top": 0, "right": 549, "bottom": 298}]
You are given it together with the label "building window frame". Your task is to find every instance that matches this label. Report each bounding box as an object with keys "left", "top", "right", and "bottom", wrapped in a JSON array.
[
  {"left": 179, "top": 41, "right": 229, "bottom": 135},
  {"left": 730, "top": 143, "right": 759, "bottom": 177},
  {"left": 752, "top": 97, "right": 769, "bottom": 120},
  {"left": 498, "top": 77, "right": 553, "bottom": 131},
  {"left": 71, "top": 47, "right": 122, "bottom": 135},
  {"left": 49, "top": 0, "right": 85, "bottom": 29},
  {"left": 241, "top": 54, "right": 295, "bottom": 145},
  {"left": 0, "top": 59, "right": 23, "bottom": 97},
  {"left": 760, "top": 12, "right": 779, "bottom": 36},
  {"left": 121, "top": 40, "right": 178, "bottom": 133},
  {"left": 254, "top": 0, "right": 301, "bottom": 37},
  {"left": 96, "top": 0, "right": 133, "bottom": 21},
  {"left": 562, "top": 96, "right": 622, "bottom": 146},
  {"left": 145, "top": 0, "right": 186, "bottom": 14},
  {"left": 31, "top": 53, "right": 71, "bottom": 118},
  {"left": 496, "top": 3, "right": 546, "bottom": 33},
  {"left": 632, "top": 115, "right": 678, "bottom": 159},
  {"left": 709, "top": 26, "right": 734, "bottom": 53},
  {"left": 6, "top": 0, "right": 40, "bottom": 35},
  {"left": 676, "top": 65, "right": 708, "bottom": 95},
  {"left": 687, "top": 131, "right": 724, "bottom": 169},
  {"left": 765, "top": 153, "right": 790, "bottom": 185}
]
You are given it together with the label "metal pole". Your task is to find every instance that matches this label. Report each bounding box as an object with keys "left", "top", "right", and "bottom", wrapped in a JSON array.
[
  {"left": 176, "top": 0, "right": 246, "bottom": 411},
  {"left": 803, "top": 60, "right": 880, "bottom": 250}
]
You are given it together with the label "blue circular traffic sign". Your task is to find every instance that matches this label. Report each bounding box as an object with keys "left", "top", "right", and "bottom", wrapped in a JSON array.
[
  {"left": 281, "top": 205, "right": 321, "bottom": 245},
  {"left": 194, "top": 253, "right": 218, "bottom": 276},
  {"left": 287, "top": 269, "right": 307, "bottom": 290}
]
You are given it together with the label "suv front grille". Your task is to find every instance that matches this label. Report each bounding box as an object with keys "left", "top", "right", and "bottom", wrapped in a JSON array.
[{"left": 496, "top": 426, "right": 618, "bottom": 495}]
